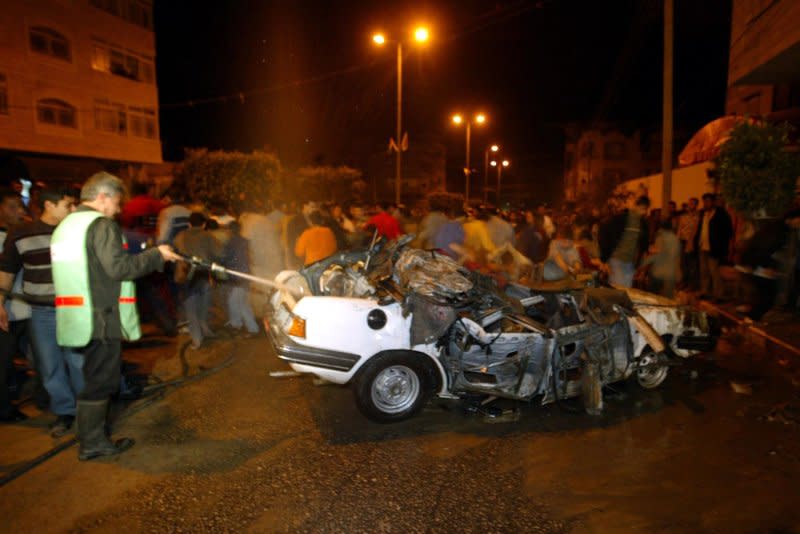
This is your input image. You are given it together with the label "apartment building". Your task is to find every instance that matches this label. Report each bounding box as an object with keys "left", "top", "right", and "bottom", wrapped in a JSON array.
[
  {"left": 725, "top": 0, "right": 800, "bottom": 117},
  {"left": 0, "top": 0, "right": 160, "bottom": 184}
]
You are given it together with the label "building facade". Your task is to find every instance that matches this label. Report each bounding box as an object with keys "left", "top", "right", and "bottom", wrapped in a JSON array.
[
  {"left": 725, "top": 0, "right": 800, "bottom": 117},
  {"left": 0, "top": 0, "right": 160, "bottom": 184},
  {"left": 563, "top": 127, "right": 662, "bottom": 202}
]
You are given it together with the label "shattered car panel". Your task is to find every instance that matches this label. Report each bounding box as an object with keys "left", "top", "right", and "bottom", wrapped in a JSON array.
[{"left": 268, "top": 239, "right": 718, "bottom": 422}]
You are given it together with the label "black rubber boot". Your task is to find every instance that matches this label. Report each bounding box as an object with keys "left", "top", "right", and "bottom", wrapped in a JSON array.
[{"left": 76, "top": 400, "right": 135, "bottom": 461}]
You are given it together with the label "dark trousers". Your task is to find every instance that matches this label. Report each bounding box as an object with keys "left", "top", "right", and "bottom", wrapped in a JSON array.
[
  {"left": 137, "top": 273, "right": 176, "bottom": 336},
  {"left": 749, "top": 275, "right": 778, "bottom": 321},
  {"left": 0, "top": 320, "right": 28, "bottom": 415},
  {"left": 681, "top": 242, "right": 698, "bottom": 289},
  {"left": 79, "top": 339, "right": 122, "bottom": 401}
]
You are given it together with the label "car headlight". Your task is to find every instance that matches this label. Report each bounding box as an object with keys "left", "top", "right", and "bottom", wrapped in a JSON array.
[{"left": 287, "top": 316, "right": 306, "bottom": 338}]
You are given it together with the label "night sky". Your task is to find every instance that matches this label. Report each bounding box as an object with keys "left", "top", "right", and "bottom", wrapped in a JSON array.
[{"left": 154, "top": 0, "right": 732, "bottom": 203}]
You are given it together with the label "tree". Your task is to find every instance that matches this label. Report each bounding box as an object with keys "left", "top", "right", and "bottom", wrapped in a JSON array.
[
  {"left": 714, "top": 122, "right": 800, "bottom": 217},
  {"left": 293, "top": 165, "right": 366, "bottom": 203},
  {"left": 177, "top": 149, "right": 282, "bottom": 207}
]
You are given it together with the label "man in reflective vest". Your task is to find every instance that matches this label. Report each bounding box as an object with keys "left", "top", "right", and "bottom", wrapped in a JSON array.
[{"left": 51, "top": 172, "right": 181, "bottom": 461}]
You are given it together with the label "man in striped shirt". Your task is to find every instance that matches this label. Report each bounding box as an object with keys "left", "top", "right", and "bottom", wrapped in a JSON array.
[{"left": 0, "top": 188, "right": 78, "bottom": 437}]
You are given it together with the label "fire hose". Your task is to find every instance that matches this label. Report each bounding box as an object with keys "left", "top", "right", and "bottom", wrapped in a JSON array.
[{"left": 175, "top": 253, "right": 298, "bottom": 308}]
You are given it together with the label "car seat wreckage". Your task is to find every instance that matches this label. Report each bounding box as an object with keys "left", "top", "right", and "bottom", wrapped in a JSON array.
[{"left": 178, "top": 236, "right": 718, "bottom": 423}]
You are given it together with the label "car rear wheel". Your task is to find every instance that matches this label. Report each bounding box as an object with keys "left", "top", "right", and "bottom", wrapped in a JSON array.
[
  {"left": 636, "top": 348, "right": 669, "bottom": 389},
  {"left": 353, "top": 351, "right": 434, "bottom": 423}
]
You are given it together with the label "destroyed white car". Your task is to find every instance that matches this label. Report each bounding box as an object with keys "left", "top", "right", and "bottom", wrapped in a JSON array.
[{"left": 267, "top": 238, "right": 718, "bottom": 422}]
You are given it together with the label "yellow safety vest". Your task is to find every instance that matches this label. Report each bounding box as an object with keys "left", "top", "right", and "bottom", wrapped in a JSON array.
[{"left": 50, "top": 210, "right": 141, "bottom": 347}]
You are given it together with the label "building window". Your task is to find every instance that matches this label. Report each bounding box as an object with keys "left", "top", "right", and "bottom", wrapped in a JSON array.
[
  {"left": 94, "top": 99, "right": 127, "bottom": 135},
  {"left": 603, "top": 142, "right": 626, "bottom": 160},
  {"left": 29, "top": 27, "right": 72, "bottom": 61},
  {"left": 773, "top": 84, "right": 800, "bottom": 112},
  {"left": 602, "top": 169, "right": 625, "bottom": 184},
  {"left": 91, "top": 0, "right": 153, "bottom": 30},
  {"left": 0, "top": 74, "right": 7, "bottom": 115},
  {"left": 129, "top": 107, "right": 157, "bottom": 139},
  {"left": 90, "top": 0, "right": 121, "bottom": 16},
  {"left": 36, "top": 99, "right": 77, "bottom": 128},
  {"left": 92, "top": 40, "right": 155, "bottom": 84}
]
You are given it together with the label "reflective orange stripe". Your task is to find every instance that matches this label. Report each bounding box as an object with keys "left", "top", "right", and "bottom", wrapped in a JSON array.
[
  {"left": 119, "top": 297, "right": 136, "bottom": 304},
  {"left": 55, "top": 296, "right": 84, "bottom": 307}
]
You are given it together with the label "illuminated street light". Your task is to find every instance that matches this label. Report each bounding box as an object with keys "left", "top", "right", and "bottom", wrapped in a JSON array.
[
  {"left": 451, "top": 112, "right": 488, "bottom": 202},
  {"left": 484, "top": 144, "right": 501, "bottom": 202},
  {"left": 497, "top": 159, "right": 511, "bottom": 204},
  {"left": 490, "top": 160, "right": 497, "bottom": 166},
  {"left": 371, "top": 25, "right": 432, "bottom": 204}
]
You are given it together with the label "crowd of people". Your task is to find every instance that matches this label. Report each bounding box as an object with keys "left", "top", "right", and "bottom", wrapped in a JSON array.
[{"left": 3, "top": 171, "right": 800, "bottom": 460}]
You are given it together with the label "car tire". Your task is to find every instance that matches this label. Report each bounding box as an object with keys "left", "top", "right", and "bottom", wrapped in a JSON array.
[
  {"left": 635, "top": 347, "right": 669, "bottom": 389},
  {"left": 353, "top": 351, "right": 435, "bottom": 423}
]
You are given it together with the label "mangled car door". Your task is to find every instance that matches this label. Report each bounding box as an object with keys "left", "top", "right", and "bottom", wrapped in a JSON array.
[{"left": 443, "top": 312, "right": 555, "bottom": 400}]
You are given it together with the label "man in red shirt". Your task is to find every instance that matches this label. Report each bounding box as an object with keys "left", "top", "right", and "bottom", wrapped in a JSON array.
[
  {"left": 364, "top": 202, "right": 402, "bottom": 241},
  {"left": 120, "top": 183, "right": 164, "bottom": 235}
]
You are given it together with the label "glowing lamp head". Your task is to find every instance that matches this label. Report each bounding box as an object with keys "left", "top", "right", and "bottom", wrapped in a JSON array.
[
  {"left": 490, "top": 144, "right": 499, "bottom": 152},
  {"left": 502, "top": 160, "right": 510, "bottom": 167},
  {"left": 452, "top": 114, "right": 463, "bottom": 125},
  {"left": 372, "top": 33, "right": 386, "bottom": 45},
  {"left": 414, "top": 27, "right": 430, "bottom": 43},
  {"left": 490, "top": 160, "right": 498, "bottom": 167},
  {"left": 475, "top": 113, "right": 486, "bottom": 124}
]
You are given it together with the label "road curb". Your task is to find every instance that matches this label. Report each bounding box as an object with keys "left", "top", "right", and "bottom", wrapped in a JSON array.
[{"left": 696, "top": 300, "right": 800, "bottom": 358}]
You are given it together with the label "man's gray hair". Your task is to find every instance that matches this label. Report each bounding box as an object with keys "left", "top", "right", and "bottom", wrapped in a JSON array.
[{"left": 80, "top": 171, "right": 126, "bottom": 201}]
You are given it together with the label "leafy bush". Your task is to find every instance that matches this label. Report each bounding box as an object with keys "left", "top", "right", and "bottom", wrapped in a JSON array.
[
  {"left": 294, "top": 166, "right": 366, "bottom": 203},
  {"left": 178, "top": 149, "right": 282, "bottom": 207},
  {"left": 425, "top": 191, "right": 464, "bottom": 213},
  {"left": 714, "top": 122, "right": 800, "bottom": 217}
]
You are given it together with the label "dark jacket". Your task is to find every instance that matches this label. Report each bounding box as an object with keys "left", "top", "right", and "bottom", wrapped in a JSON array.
[
  {"left": 695, "top": 208, "right": 733, "bottom": 261},
  {"left": 80, "top": 206, "right": 164, "bottom": 340},
  {"left": 598, "top": 210, "right": 649, "bottom": 263},
  {"left": 740, "top": 219, "right": 788, "bottom": 270}
]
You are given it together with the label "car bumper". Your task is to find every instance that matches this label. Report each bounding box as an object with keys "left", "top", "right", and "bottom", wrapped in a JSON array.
[
  {"left": 676, "top": 334, "right": 717, "bottom": 352},
  {"left": 267, "top": 325, "right": 361, "bottom": 372}
]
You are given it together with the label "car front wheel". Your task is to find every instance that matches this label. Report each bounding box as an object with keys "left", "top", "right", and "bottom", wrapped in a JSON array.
[
  {"left": 353, "top": 351, "right": 434, "bottom": 423},
  {"left": 636, "top": 347, "right": 669, "bottom": 389}
]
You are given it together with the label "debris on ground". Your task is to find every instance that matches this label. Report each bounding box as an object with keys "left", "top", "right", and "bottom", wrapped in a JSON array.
[
  {"left": 269, "top": 370, "right": 302, "bottom": 378},
  {"left": 730, "top": 381, "right": 753, "bottom": 395},
  {"left": 760, "top": 403, "right": 799, "bottom": 426}
]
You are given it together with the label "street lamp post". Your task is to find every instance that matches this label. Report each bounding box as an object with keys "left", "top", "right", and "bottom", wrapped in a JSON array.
[
  {"left": 451, "top": 113, "right": 486, "bottom": 203},
  {"left": 373, "top": 27, "right": 429, "bottom": 206},
  {"left": 491, "top": 159, "right": 510, "bottom": 205},
  {"left": 483, "top": 144, "right": 499, "bottom": 203}
]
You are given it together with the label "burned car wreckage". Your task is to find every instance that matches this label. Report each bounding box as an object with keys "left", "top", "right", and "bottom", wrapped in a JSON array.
[{"left": 267, "top": 236, "right": 718, "bottom": 422}]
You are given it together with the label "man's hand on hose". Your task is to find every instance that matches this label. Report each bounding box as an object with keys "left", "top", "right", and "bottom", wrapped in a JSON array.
[
  {"left": 0, "top": 306, "right": 8, "bottom": 332},
  {"left": 157, "top": 244, "right": 182, "bottom": 263}
]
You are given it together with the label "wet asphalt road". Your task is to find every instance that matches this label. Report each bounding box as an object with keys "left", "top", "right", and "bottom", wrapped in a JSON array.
[{"left": 1, "top": 333, "right": 800, "bottom": 533}]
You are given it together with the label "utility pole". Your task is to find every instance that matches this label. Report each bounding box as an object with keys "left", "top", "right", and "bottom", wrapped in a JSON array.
[
  {"left": 661, "top": 0, "right": 673, "bottom": 210},
  {"left": 395, "top": 42, "right": 403, "bottom": 206},
  {"left": 483, "top": 150, "right": 489, "bottom": 203},
  {"left": 464, "top": 122, "right": 471, "bottom": 202}
]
